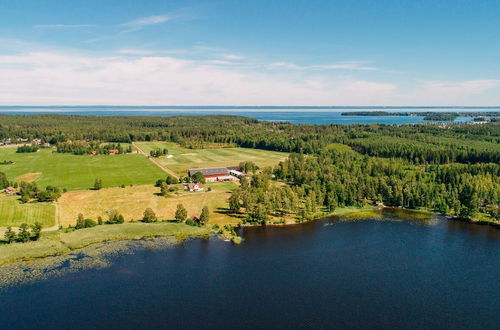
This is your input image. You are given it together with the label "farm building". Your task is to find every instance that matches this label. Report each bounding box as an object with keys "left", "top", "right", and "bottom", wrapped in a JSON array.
[
  {"left": 185, "top": 183, "right": 204, "bottom": 192},
  {"left": 188, "top": 167, "right": 243, "bottom": 182},
  {"left": 4, "top": 186, "right": 14, "bottom": 194}
]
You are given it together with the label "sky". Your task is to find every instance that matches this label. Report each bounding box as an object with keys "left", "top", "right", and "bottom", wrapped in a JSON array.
[{"left": 0, "top": 0, "right": 499, "bottom": 106}]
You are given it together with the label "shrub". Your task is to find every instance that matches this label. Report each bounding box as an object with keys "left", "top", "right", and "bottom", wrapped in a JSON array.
[{"left": 143, "top": 208, "right": 157, "bottom": 222}]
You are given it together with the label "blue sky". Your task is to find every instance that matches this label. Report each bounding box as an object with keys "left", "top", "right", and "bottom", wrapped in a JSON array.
[{"left": 0, "top": 0, "right": 499, "bottom": 105}]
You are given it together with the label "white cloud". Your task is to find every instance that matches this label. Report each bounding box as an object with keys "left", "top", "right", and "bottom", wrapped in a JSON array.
[
  {"left": 270, "top": 61, "right": 377, "bottom": 71},
  {"left": 221, "top": 54, "right": 245, "bottom": 60},
  {"left": 34, "top": 24, "right": 96, "bottom": 29},
  {"left": 121, "top": 15, "right": 170, "bottom": 32},
  {"left": 116, "top": 49, "right": 155, "bottom": 55},
  {"left": 0, "top": 50, "right": 499, "bottom": 106}
]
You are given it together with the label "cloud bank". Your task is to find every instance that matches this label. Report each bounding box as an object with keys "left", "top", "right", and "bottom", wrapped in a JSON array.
[{"left": 0, "top": 50, "right": 499, "bottom": 105}]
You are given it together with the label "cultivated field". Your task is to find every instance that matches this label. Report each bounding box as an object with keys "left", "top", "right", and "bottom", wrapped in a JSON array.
[
  {"left": 135, "top": 142, "right": 288, "bottom": 175},
  {"left": 0, "top": 196, "right": 55, "bottom": 227},
  {"left": 57, "top": 182, "right": 241, "bottom": 226},
  {"left": 0, "top": 148, "right": 165, "bottom": 191}
]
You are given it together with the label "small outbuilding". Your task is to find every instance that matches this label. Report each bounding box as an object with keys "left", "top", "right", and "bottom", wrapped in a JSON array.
[
  {"left": 4, "top": 186, "right": 14, "bottom": 194},
  {"left": 185, "top": 183, "right": 204, "bottom": 192}
]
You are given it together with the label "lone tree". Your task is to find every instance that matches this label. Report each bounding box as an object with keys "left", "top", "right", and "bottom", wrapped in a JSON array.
[
  {"left": 31, "top": 222, "right": 42, "bottom": 241},
  {"left": 199, "top": 206, "right": 209, "bottom": 224},
  {"left": 175, "top": 204, "right": 188, "bottom": 222},
  {"left": 165, "top": 175, "right": 176, "bottom": 185},
  {"left": 17, "top": 223, "right": 31, "bottom": 243},
  {"left": 229, "top": 193, "right": 240, "bottom": 213},
  {"left": 4, "top": 227, "right": 16, "bottom": 243},
  {"left": 160, "top": 182, "right": 169, "bottom": 196},
  {"left": 93, "top": 178, "right": 102, "bottom": 190},
  {"left": 143, "top": 208, "right": 157, "bottom": 222},
  {"left": 76, "top": 213, "right": 85, "bottom": 229}
]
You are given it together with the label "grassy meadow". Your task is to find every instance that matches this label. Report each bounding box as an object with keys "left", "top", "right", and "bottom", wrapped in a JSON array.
[
  {"left": 0, "top": 147, "right": 165, "bottom": 190},
  {"left": 0, "top": 196, "right": 56, "bottom": 227},
  {"left": 57, "top": 181, "right": 241, "bottom": 227},
  {"left": 136, "top": 142, "right": 288, "bottom": 175}
]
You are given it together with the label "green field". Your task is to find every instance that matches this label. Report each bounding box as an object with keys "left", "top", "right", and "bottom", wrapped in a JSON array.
[
  {"left": 0, "top": 196, "right": 55, "bottom": 227},
  {"left": 0, "top": 148, "right": 165, "bottom": 191},
  {"left": 136, "top": 142, "right": 289, "bottom": 175}
]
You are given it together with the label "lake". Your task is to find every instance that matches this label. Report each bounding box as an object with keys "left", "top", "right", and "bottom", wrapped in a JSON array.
[
  {"left": 0, "top": 209, "right": 498, "bottom": 329},
  {"left": 1, "top": 106, "right": 498, "bottom": 125}
]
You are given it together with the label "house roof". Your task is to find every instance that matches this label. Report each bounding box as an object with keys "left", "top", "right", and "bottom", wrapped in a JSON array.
[
  {"left": 187, "top": 183, "right": 203, "bottom": 189},
  {"left": 188, "top": 167, "right": 229, "bottom": 177}
]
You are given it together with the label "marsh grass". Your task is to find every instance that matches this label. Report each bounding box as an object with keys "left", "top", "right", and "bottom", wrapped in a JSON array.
[
  {"left": 0, "top": 222, "right": 210, "bottom": 266},
  {"left": 0, "top": 236, "right": 181, "bottom": 289}
]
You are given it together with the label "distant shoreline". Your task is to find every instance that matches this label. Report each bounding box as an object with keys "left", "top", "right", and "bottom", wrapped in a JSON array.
[{"left": 1, "top": 105, "right": 500, "bottom": 111}]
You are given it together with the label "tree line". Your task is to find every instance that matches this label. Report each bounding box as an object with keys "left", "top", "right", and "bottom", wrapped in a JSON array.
[{"left": 1, "top": 114, "right": 497, "bottom": 165}]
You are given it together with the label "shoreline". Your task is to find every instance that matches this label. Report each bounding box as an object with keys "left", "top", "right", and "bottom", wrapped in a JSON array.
[{"left": 1, "top": 206, "right": 497, "bottom": 268}]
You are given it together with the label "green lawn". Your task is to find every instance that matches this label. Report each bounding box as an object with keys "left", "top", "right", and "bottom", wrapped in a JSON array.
[
  {"left": 0, "top": 196, "right": 55, "bottom": 227},
  {"left": 0, "top": 148, "right": 165, "bottom": 191},
  {"left": 136, "top": 142, "right": 289, "bottom": 175}
]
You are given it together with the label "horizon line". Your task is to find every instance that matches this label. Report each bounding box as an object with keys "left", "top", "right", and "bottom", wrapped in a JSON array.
[{"left": 0, "top": 105, "right": 500, "bottom": 109}]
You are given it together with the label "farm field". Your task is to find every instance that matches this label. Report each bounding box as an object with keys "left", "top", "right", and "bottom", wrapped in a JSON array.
[
  {"left": 57, "top": 181, "right": 241, "bottom": 227},
  {"left": 135, "top": 142, "right": 288, "bottom": 175},
  {"left": 0, "top": 196, "right": 55, "bottom": 227},
  {"left": 0, "top": 148, "right": 165, "bottom": 191}
]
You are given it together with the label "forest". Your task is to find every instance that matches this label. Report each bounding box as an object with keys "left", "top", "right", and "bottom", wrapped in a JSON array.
[{"left": 0, "top": 114, "right": 498, "bottom": 222}]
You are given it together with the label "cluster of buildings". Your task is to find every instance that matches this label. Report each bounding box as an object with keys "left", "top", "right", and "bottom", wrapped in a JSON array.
[
  {"left": 184, "top": 166, "right": 246, "bottom": 192},
  {"left": 187, "top": 166, "right": 245, "bottom": 183},
  {"left": 0, "top": 138, "right": 50, "bottom": 147}
]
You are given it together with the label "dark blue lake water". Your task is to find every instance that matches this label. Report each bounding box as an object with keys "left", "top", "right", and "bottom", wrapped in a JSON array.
[
  {"left": 1, "top": 106, "right": 498, "bottom": 125},
  {"left": 0, "top": 210, "right": 498, "bottom": 329}
]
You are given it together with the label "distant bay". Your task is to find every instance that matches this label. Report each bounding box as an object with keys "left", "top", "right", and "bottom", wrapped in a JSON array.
[{"left": 1, "top": 106, "right": 499, "bottom": 125}]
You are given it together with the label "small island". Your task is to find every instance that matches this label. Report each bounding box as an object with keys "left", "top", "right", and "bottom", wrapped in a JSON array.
[
  {"left": 341, "top": 111, "right": 499, "bottom": 121},
  {"left": 422, "top": 113, "right": 458, "bottom": 121}
]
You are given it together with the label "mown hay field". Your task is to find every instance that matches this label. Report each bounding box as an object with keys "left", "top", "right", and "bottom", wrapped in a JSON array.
[
  {"left": 0, "top": 148, "right": 165, "bottom": 191},
  {"left": 57, "top": 182, "right": 241, "bottom": 227},
  {"left": 0, "top": 196, "right": 55, "bottom": 227},
  {"left": 136, "top": 142, "right": 288, "bottom": 175}
]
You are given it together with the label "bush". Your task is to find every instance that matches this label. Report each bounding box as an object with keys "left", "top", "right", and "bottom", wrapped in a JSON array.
[
  {"left": 143, "top": 208, "right": 157, "bottom": 222},
  {"left": 106, "top": 210, "right": 125, "bottom": 224},
  {"left": 185, "top": 219, "right": 197, "bottom": 226},
  {"left": 84, "top": 218, "right": 97, "bottom": 228},
  {"left": 16, "top": 145, "right": 39, "bottom": 153}
]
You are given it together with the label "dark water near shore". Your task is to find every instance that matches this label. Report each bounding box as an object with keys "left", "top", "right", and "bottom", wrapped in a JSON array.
[
  {"left": 0, "top": 209, "right": 498, "bottom": 329},
  {"left": 1, "top": 106, "right": 499, "bottom": 125}
]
